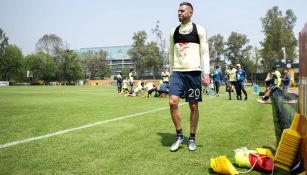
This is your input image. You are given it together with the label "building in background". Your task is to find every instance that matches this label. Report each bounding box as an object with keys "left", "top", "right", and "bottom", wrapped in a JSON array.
[{"left": 76, "top": 45, "right": 134, "bottom": 75}]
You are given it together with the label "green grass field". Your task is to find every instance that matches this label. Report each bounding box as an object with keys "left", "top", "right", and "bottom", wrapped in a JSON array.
[{"left": 0, "top": 85, "right": 279, "bottom": 174}]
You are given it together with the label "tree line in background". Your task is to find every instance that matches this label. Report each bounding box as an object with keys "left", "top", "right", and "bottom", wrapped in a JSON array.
[
  {"left": 208, "top": 6, "right": 297, "bottom": 78},
  {"left": 0, "top": 32, "right": 84, "bottom": 84},
  {"left": 0, "top": 6, "right": 298, "bottom": 83}
]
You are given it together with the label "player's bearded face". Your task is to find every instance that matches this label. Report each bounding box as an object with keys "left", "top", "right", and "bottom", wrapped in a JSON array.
[{"left": 178, "top": 5, "right": 192, "bottom": 23}]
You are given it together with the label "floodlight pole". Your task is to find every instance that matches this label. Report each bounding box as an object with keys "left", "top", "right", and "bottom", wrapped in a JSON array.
[{"left": 282, "top": 47, "right": 286, "bottom": 63}]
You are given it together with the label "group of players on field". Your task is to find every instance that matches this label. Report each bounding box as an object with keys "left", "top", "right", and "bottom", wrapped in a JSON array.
[
  {"left": 115, "top": 63, "right": 250, "bottom": 101},
  {"left": 115, "top": 68, "right": 171, "bottom": 98},
  {"left": 206, "top": 63, "right": 248, "bottom": 101}
]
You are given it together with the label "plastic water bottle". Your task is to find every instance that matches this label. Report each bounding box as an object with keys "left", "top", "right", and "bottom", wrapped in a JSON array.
[{"left": 253, "top": 84, "right": 259, "bottom": 94}]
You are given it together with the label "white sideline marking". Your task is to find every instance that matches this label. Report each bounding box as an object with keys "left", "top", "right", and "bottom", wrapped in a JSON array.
[{"left": 0, "top": 104, "right": 185, "bottom": 149}]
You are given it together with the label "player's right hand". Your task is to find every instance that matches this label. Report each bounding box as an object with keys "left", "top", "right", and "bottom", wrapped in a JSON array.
[{"left": 202, "top": 73, "right": 210, "bottom": 86}]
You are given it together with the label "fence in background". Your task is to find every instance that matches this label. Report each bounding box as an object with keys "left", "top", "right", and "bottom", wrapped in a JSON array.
[
  {"left": 270, "top": 22, "right": 307, "bottom": 172},
  {"left": 271, "top": 89, "right": 298, "bottom": 144}
]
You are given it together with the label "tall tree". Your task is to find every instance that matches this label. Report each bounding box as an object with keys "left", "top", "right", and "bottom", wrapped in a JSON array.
[
  {"left": 248, "top": 46, "right": 264, "bottom": 83},
  {"left": 260, "top": 6, "right": 297, "bottom": 71},
  {"left": 24, "top": 52, "right": 57, "bottom": 81},
  {"left": 252, "top": 46, "right": 263, "bottom": 73},
  {"left": 129, "top": 30, "right": 163, "bottom": 78},
  {"left": 141, "top": 41, "right": 163, "bottom": 78},
  {"left": 0, "top": 28, "right": 9, "bottom": 55},
  {"left": 0, "top": 28, "right": 9, "bottom": 80},
  {"left": 224, "top": 32, "right": 253, "bottom": 73},
  {"left": 121, "top": 67, "right": 130, "bottom": 78},
  {"left": 152, "top": 20, "right": 167, "bottom": 66},
  {"left": 60, "top": 49, "right": 83, "bottom": 83},
  {"left": 128, "top": 31, "right": 147, "bottom": 78},
  {"left": 79, "top": 50, "right": 108, "bottom": 80},
  {"left": 43, "top": 54, "right": 59, "bottom": 81},
  {"left": 0, "top": 45, "right": 23, "bottom": 81},
  {"left": 208, "top": 34, "right": 225, "bottom": 65},
  {"left": 35, "top": 34, "right": 64, "bottom": 56},
  {"left": 79, "top": 51, "right": 94, "bottom": 79},
  {"left": 25, "top": 48, "right": 83, "bottom": 83},
  {"left": 208, "top": 34, "right": 225, "bottom": 72},
  {"left": 97, "top": 65, "right": 111, "bottom": 80}
]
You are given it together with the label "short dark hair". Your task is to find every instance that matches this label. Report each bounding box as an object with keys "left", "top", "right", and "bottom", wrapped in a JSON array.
[{"left": 180, "top": 2, "right": 193, "bottom": 11}]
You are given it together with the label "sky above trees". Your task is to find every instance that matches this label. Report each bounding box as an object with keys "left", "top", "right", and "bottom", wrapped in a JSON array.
[{"left": 1, "top": 0, "right": 306, "bottom": 55}]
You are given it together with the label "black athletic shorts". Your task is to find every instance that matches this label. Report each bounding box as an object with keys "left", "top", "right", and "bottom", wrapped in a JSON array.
[{"left": 169, "top": 71, "right": 202, "bottom": 102}]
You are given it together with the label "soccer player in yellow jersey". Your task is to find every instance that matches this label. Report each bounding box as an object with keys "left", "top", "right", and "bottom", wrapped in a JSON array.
[
  {"left": 161, "top": 67, "right": 170, "bottom": 84},
  {"left": 128, "top": 68, "right": 135, "bottom": 91},
  {"left": 226, "top": 64, "right": 237, "bottom": 100},
  {"left": 122, "top": 77, "right": 129, "bottom": 93}
]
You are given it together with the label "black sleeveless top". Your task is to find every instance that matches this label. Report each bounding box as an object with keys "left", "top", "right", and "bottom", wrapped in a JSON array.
[{"left": 174, "top": 23, "right": 200, "bottom": 44}]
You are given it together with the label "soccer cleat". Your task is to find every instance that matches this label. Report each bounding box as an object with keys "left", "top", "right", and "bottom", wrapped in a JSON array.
[
  {"left": 257, "top": 99, "right": 268, "bottom": 104},
  {"left": 188, "top": 140, "right": 197, "bottom": 151},
  {"left": 170, "top": 137, "right": 185, "bottom": 152},
  {"left": 244, "top": 96, "right": 248, "bottom": 100},
  {"left": 287, "top": 99, "right": 297, "bottom": 104}
]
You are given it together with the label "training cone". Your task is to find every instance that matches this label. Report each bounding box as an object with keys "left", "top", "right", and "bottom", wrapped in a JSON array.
[
  {"left": 234, "top": 147, "right": 274, "bottom": 173},
  {"left": 256, "top": 148, "right": 274, "bottom": 160},
  {"left": 274, "top": 113, "right": 302, "bottom": 171},
  {"left": 211, "top": 156, "right": 239, "bottom": 175},
  {"left": 234, "top": 147, "right": 255, "bottom": 168},
  {"left": 249, "top": 153, "right": 274, "bottom": 172}
]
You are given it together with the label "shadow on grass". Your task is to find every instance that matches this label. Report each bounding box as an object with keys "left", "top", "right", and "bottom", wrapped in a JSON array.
[
  {"left": 157, "top": 132, "right": 176, "bottom": 147},
  {"left": 207, "top": 168, "right": 219, "bottom": 174},
  {"left": 207, "top": 164, "right": 289, "bottom": 175}
]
